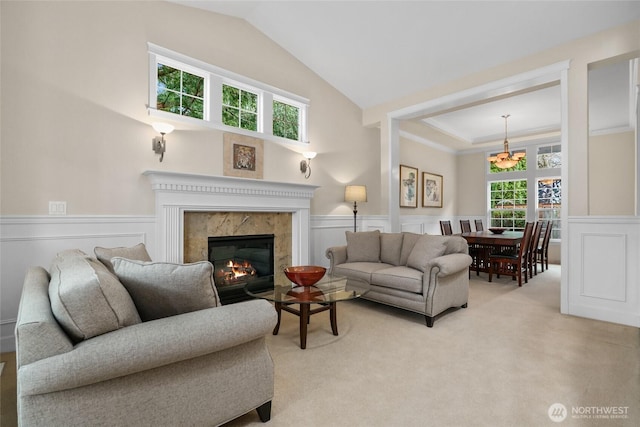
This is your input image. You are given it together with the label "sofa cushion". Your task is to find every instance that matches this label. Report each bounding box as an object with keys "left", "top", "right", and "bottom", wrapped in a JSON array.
[
  {"left": 94, "top": 243, "right": 152, "bottom": 274},
  {"left": 371, "top": 266, "right": 423, "bottom": 294},
  {"left": 346, "top": 230, "right": 380, "bottom": 263},
  {"left": 333, "top": 262, "right": 392, "bottom": 282},
  {"left": 444, "top": 236, "right": 469, "bottom": 255},
  {"left": 380, "top": 233, "right": 404, "bottom": 266},
  {"left": 112, "top": 258, "right": 220, "bottom": 321},
  {"left": 48, "top": 252, "right": 141, "bottom": 342},
  {"left": 399, "top": 232, "right": 421, "bottom": 265},
  {"left": 407, "top": 234, "right": 448, "bottom": 272}
]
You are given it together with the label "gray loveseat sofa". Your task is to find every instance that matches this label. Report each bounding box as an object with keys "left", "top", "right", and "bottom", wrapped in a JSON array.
[
  {"left": 15, "top": 246, "right": 277, "bottom": 426},
  {"left": 326, "top": 231, "right": 472, "bottom": 327}
]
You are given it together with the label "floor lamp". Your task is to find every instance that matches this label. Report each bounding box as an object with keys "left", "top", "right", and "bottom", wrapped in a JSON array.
[{"left": 344, "top": 185, "right": 367, "bottom": 232}]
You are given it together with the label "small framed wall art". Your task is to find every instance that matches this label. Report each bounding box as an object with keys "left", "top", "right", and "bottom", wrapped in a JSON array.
[
  {"left": 422, "top": 172, "right": 443, "bottom": 208},
  {"left": 223, "top": 132, "right": 264, "bottom": 179},
  {"left": 399, "top": 164, "right": 418, "bottom": 208}
]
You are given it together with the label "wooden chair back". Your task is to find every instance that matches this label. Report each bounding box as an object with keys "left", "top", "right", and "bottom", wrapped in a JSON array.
[
  {"left": 488, "top": 222, "right": 533, "bottom": 287},
  {"left": 440, "top": 220, "right": 453, "bottom": 235},
  {"left": 474, "top": 219, "right": 484, "bottom": 232},
  {"left": 527, "top": 222, "right": 543, "bottom": 277},
  {"left": 460, "top": 220, "right": 472, "bottom": 233},
  {"left": 538, "top": 221, "right": 554, "bottom": 271}
]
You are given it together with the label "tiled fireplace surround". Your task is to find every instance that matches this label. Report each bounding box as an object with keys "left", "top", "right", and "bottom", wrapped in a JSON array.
[{"left": 144, "top": 171, "right": 318, "bottom": 286}]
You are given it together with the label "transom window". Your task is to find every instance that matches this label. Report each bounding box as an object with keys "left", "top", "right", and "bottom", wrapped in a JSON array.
[
  {"left": 273, "top": 99, "right": 300, "bottom": 141},
  {"left": 148, "top": 43, "right": 309, "bottom": 144},
  {"left": 222, "top": 84, "right": 258, "bottom": 131},
  {"left": 157, "top": 63, "right": 205, "bottom": 119}
]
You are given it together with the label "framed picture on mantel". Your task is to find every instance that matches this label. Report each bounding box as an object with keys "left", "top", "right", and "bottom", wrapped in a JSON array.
[
  {"left": 422, "top": 172, "right": 443, "bottom": 208},
  {"left": 399, "top": 164, "right": 418, "bottom": 208}
]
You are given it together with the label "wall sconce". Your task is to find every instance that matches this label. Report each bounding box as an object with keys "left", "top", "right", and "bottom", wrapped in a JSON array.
[
  {"left": 345, "top": 185, "right": 367, "bottom": 232},
  {"left": 151, "top": 122, "right": 175, "bottom": 162},
  {"left": 299, "top": 151, "right": 316, "bottom": 179}
]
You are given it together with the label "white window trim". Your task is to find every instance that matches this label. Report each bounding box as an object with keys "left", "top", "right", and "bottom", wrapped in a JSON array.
[{"left": 147, "top": 43, "right": 310, "bottom": 147}]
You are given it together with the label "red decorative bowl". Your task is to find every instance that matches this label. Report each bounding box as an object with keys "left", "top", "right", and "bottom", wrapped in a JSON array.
[{"left": 284, "top": 266, "right": 326, "bottom": 287}]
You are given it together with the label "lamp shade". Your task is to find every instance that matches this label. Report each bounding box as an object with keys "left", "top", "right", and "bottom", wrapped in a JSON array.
[
  {"left": 345, "top": 185, "right": 367, "bottom": 203},
  {"left": 302, "top": 151, "right": 317, "bottom": 160},
  {"left": 152, "top": 122, "right": 175, "bottom": 134}
]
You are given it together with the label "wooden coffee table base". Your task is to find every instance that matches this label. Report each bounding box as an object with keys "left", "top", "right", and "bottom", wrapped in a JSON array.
[{"left": 273, "top": 301, "right": 338, "bottom": 349}]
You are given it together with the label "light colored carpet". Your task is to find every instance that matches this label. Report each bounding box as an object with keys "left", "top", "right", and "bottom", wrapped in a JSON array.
[{"left": 225, "top": 265, "right": 640, "bottom": 426}]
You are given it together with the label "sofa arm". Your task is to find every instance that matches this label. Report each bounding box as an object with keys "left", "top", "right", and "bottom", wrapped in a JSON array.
[
  {"left": 19, "top": 299, "right": 277, "bottom": 396},
  {"left": 325, "top": 245, "right": 348, "bottom": 272},
  {"left": 429, "top": 253, "right": 472, "bottom": 277}
]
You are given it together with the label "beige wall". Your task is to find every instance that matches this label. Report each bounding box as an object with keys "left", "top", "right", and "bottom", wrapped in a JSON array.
[
  {"left": 399, "top": 136, "right": 457, "bottom": 216},
  {"left": 0, "top": 1, "right": 380, "bottom": 216},
  {"left": 589, "top": 131, "right": 635, "bottom": 215},
  {"left": 456, "top": 152, "right": 487, "bottom": 216}
]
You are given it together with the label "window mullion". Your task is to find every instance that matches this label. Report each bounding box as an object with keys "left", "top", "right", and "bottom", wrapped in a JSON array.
[
  {"left": 262, "top": 92, "right": 273, "bottom": 135},
  {"left": 209, "top": 75, "right": 223, "bottom": 125}
]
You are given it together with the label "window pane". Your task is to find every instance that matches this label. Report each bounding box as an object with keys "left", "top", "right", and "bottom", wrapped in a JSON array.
[
  {"left": 157, "top": 91, "right": 181, "bottom": 114},
  {"left": 222, "top": 85, "right": 239, "bottom": 108},
  {"left": 182, "top": 95, "right": 203, "bottom": 119},
  {"left": 273, "top": 100, "right": 300, "bottom": 141},
  {"left": 537, "top": 144, "right": 562, "bottom": 169},
  {"left": 222, "top": 106, "right": 239, "bottom": 127},
  {"left": 182, "top": 72, "right": 204, "bottom": 97},
  {"left": 241, "top": 91, "right": 257, "bottom": 112},
  {"left": 240, "top": 111, "right": 257, "bottom": 131},
  {"left": 157, "top": 64, "right": 181, "bottom": 92}
]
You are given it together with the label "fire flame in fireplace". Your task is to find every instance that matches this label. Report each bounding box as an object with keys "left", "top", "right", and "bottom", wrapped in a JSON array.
[{"left": 215, "top": 260, "right": 257, "bottom": 286}]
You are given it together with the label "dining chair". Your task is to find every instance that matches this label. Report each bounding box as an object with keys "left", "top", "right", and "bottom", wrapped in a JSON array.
[
  {"left": 440, "top": 220, "right": 453, "bottom": 235},
  {"left": 474, "top": 219, "right": 484, "bottom": 232},
  {"left": 488, "top": 222, "right": 534, "bottom": 287},
  {"left": 460, "top": 220, "right": 472, "bottom": 233},
  {"left": 537, "top": 221, "right": 553, "bottom": 272},
  {"left": 527, "top": 222, "right": 543, "bottom": 277}
]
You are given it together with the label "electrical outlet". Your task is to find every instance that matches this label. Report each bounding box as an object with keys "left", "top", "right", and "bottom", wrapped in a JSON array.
[{"left": 49, "top": 201, "right": 67, "bottom": 215}]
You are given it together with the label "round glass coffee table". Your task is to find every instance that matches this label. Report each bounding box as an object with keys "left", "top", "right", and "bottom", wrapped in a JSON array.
[{"left": 245, "top": 274, "right": 369, "bottom": 349}]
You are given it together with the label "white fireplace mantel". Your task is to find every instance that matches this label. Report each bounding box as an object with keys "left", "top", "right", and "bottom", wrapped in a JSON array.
[{"left": 144, "top": 170, "right": 319, "bottom": 264}]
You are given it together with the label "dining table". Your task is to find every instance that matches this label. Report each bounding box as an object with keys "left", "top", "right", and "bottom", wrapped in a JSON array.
[{"left": 460, "top": 230, "right": 524, "bottom": 275}]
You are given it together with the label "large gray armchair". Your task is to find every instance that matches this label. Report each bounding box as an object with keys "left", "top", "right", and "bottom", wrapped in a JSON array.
[{"left": 15, "top": 248, "right": 277, "bottom": 426}]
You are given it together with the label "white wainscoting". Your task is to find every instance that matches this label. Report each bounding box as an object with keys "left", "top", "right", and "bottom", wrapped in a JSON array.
[
  {"left": 567, "top": 216, "right": 640, "bottom": 327},
  {"left": 0, "top": 216, "right": 156, "bottom": 352}
]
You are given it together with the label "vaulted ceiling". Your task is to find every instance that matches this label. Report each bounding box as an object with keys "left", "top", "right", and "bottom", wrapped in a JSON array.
[{"left": 170, "top": 1, "right": 640, "bottom": 150}]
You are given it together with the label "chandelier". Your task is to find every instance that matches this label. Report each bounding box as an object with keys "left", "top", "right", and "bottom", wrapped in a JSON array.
[{"left": 487, "top": 114, "right": 525, "bottom": 169}]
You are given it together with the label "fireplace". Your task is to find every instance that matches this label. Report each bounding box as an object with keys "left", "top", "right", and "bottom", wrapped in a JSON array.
[{"left": 209, "top": 234, "right": 275, "bottom": 305}]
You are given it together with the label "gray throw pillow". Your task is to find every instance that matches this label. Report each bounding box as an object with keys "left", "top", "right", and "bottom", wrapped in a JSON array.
[
  {"left": 49, "top": 252, "right": 141, "bottom": 342},
  {"left": 95, "top": 243, "right": 152, "bottom": 274},
  {"left": 400, "top": 232, "right": 421, "bottom": 265},
  {"left": 112, "top": 258, "right": 220, "bottom": 321},
  {"left": 380, "top": 233, "right": 404, "bottom": 265},
  {"left": 406, "top": 234, "right": 448, "bottom": 272},
  {"left": 346, "top": 230, "right": 380, "bottom": 263}
]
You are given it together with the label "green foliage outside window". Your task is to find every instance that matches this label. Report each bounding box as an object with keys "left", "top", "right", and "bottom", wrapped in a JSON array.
[
  {"left": 273, "top": 100, "right": 300, "bottom": 141},
  {"left": 490, "top": 179, "right": 527, "bottom": 230},
  {"left": 222, "top": 84, "right": 258, "bottom": 131},
  {"left": 157, "top": 64, "right": 204, "bottom": 119}
]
